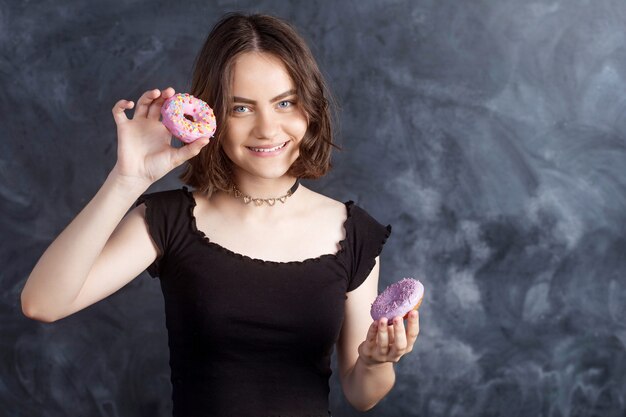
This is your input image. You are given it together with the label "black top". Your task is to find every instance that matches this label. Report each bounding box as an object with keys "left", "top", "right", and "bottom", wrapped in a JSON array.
[{"left": 134, "top": 186, "right": 392, "bottom": 417}]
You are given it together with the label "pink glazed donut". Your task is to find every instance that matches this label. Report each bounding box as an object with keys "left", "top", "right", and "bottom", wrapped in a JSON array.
[
  {"left": 161, "top": 93, "right": 217, "bottom": 144},
  {"left": 370, "top": 278, "right": 424, "bottom": 322}
]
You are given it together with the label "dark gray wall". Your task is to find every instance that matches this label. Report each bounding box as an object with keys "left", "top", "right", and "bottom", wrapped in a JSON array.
[{"left": 2, "top": 0, "right": 625, "bottom": 416}]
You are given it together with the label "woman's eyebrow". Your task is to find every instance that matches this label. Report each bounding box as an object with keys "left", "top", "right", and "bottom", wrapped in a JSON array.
[{"left": 233, "top": 89, "right": 296, "bottom": 104}]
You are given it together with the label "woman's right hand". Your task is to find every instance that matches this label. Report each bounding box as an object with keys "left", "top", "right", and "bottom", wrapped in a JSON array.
[{"left": 110, "top": 87, "right": 212, "bottom": 187}]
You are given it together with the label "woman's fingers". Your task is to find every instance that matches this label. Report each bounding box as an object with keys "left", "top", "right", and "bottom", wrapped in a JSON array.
[
  {"left": 133, "top": 89, "right": 162, "bottom": 119},
  {"left": 362, "top": 313, "right": 419, "bottom": 366},
  {"left": 147, "top": 87, "right": 175, "bottom": 120},
  {"left": 391, "top": 317, "right": 408, "bottom": 354},
  {"left": 171, "top": 137, "right": 211, "bottom": 168},
  {"left": 112, "top": 99, "right": 134, "bottom": 125},
  {"left": 367, "top": 321, "right": 378, "bottom": 343},
  {"left": 377, "top": 318, "right": 390, "bottom": 355},
  {"left": 407, "top": 311, "right": 420, "bottom": 346}
]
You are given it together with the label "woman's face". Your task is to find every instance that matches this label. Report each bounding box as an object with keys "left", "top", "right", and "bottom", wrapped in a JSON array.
[{"left": 222, "top": 52, "right": 308, "bottom": 180}]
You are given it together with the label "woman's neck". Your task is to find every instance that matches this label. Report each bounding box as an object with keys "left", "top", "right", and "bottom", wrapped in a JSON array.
[
  {"left": 231, "top": 174, "right": 299, "bottom": 200},
  {"left": 209, "top": 173, "right": 304, "bottom": 221}
]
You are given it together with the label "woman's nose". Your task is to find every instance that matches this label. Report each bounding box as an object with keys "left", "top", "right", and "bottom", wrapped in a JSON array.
[{"left": 253, "top": 109, "right": 279, "bottom": 140}]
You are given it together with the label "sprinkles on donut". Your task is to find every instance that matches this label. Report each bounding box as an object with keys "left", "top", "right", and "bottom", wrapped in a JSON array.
[
  {"left": 370, "top": 278, "right": 424, "bottom": 322},
  {"left": 160, "top": 93, "right": 217, "bottom": 144}
]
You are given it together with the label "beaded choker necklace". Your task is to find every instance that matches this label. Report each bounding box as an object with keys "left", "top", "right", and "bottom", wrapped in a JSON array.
[{"left": 232, "top": 179, "right": 300, "bottom": 206}]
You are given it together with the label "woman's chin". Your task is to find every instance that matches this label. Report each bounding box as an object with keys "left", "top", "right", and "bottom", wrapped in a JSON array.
[
  {"left": 234, "top": 158, "right": 299, "bottom": 181},
  {"left": 234, "top": 166, "right": 294, "bottom": 181}
]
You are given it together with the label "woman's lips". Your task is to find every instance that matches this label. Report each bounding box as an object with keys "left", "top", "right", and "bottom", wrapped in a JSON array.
[{"left": 245, "top": 141, "right": 289, "bottom": 157}]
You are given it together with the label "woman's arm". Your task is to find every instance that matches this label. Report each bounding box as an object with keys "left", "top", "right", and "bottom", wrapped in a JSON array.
[
  {"left": 342, "top": 356, "right": 395, "bottom": 411},
  {"left": 20, "top": 170, "right": 150, "bottom": 322},
  {"left": 337, "top": 257, "right": 396, "bottom": 411},
  {"left": 338, "top": 256, "right": 422, "bottom": 411},
  {"left": 21, "top": 88, "right": 210, "bottom": 322}
]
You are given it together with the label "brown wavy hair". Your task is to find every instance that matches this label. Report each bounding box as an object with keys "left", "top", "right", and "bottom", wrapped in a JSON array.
[{"left": 178, "top": 12, "right": 341, "bottom": 195}]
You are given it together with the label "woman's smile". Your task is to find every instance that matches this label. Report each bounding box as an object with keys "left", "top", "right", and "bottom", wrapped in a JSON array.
[{"left": 245, "top": 141, "right": 289, "bottom": 156}]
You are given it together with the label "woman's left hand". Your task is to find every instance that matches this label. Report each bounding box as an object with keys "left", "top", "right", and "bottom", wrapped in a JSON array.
[{"left": 357, "top": 310, "right": 420, "bottom": 367}]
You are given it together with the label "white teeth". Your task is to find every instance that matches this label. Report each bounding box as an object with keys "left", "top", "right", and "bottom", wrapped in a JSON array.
[{"left": 248, "top": 142, "right": 287, "bottom": 153}]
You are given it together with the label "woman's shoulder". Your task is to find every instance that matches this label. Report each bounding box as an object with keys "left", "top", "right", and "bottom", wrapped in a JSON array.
[
  {"left": 300, "top": 187, "right": 389, "bottom": 228},
  {"left": 301, "top": 187, "right": 382, "bottom": 224},
  {"left": 135, "top": 186, "right": 188, "bottom": 208},
  {"left": 300, "top": 186, "right": 348, "bottom": 216}
]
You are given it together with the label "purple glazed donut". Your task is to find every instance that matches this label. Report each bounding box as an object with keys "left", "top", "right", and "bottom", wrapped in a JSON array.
[
  {"left": 370, "top": 278, "right": 424, "bottom": 322},
  {"left": 160, "top": 93, "right": 217, "bottom": 144}
]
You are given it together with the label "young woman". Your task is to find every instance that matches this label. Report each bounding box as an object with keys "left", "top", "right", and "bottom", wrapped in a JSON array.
[{"left": 21, "top": 12, "right": 420, "bottom": 417}]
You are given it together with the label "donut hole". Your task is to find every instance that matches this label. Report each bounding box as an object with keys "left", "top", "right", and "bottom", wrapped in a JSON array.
[{"left": 184, "top": 114, "right": 196, "bottom": 122}]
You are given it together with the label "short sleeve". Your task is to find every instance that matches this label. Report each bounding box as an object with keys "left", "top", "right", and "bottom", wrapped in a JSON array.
[
  {"left": 343, "top": 202, "right": 392, "bottom": 292},
  {"left": 133, "top": 186, "right": 198, "bottom": 278},
  {"left": 134, "top": 192, "right": 167, "bottom": 278}
]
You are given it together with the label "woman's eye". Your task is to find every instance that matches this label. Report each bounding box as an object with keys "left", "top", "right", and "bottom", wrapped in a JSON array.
[
  {"left": 233, "top": 105, "right": 249, "bottom": 113},
  {"left": 277, "top": 100, "right": 294, "bottom": 109}
]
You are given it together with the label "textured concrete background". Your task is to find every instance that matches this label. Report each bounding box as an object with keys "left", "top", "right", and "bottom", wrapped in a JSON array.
[{"left": 2, "top": 0, "right": 626, "bottom": 416}]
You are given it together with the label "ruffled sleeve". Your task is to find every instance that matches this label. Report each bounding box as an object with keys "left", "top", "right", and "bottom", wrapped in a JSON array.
[
  {"left": 134, "top": 192, "right": 167, "bottom": 278},
  {"left": 343, "top": 201, "right": 392, "bottom": 292},
  {"left": 134, "top": 187, "right": 190, "bottom": 278}
]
